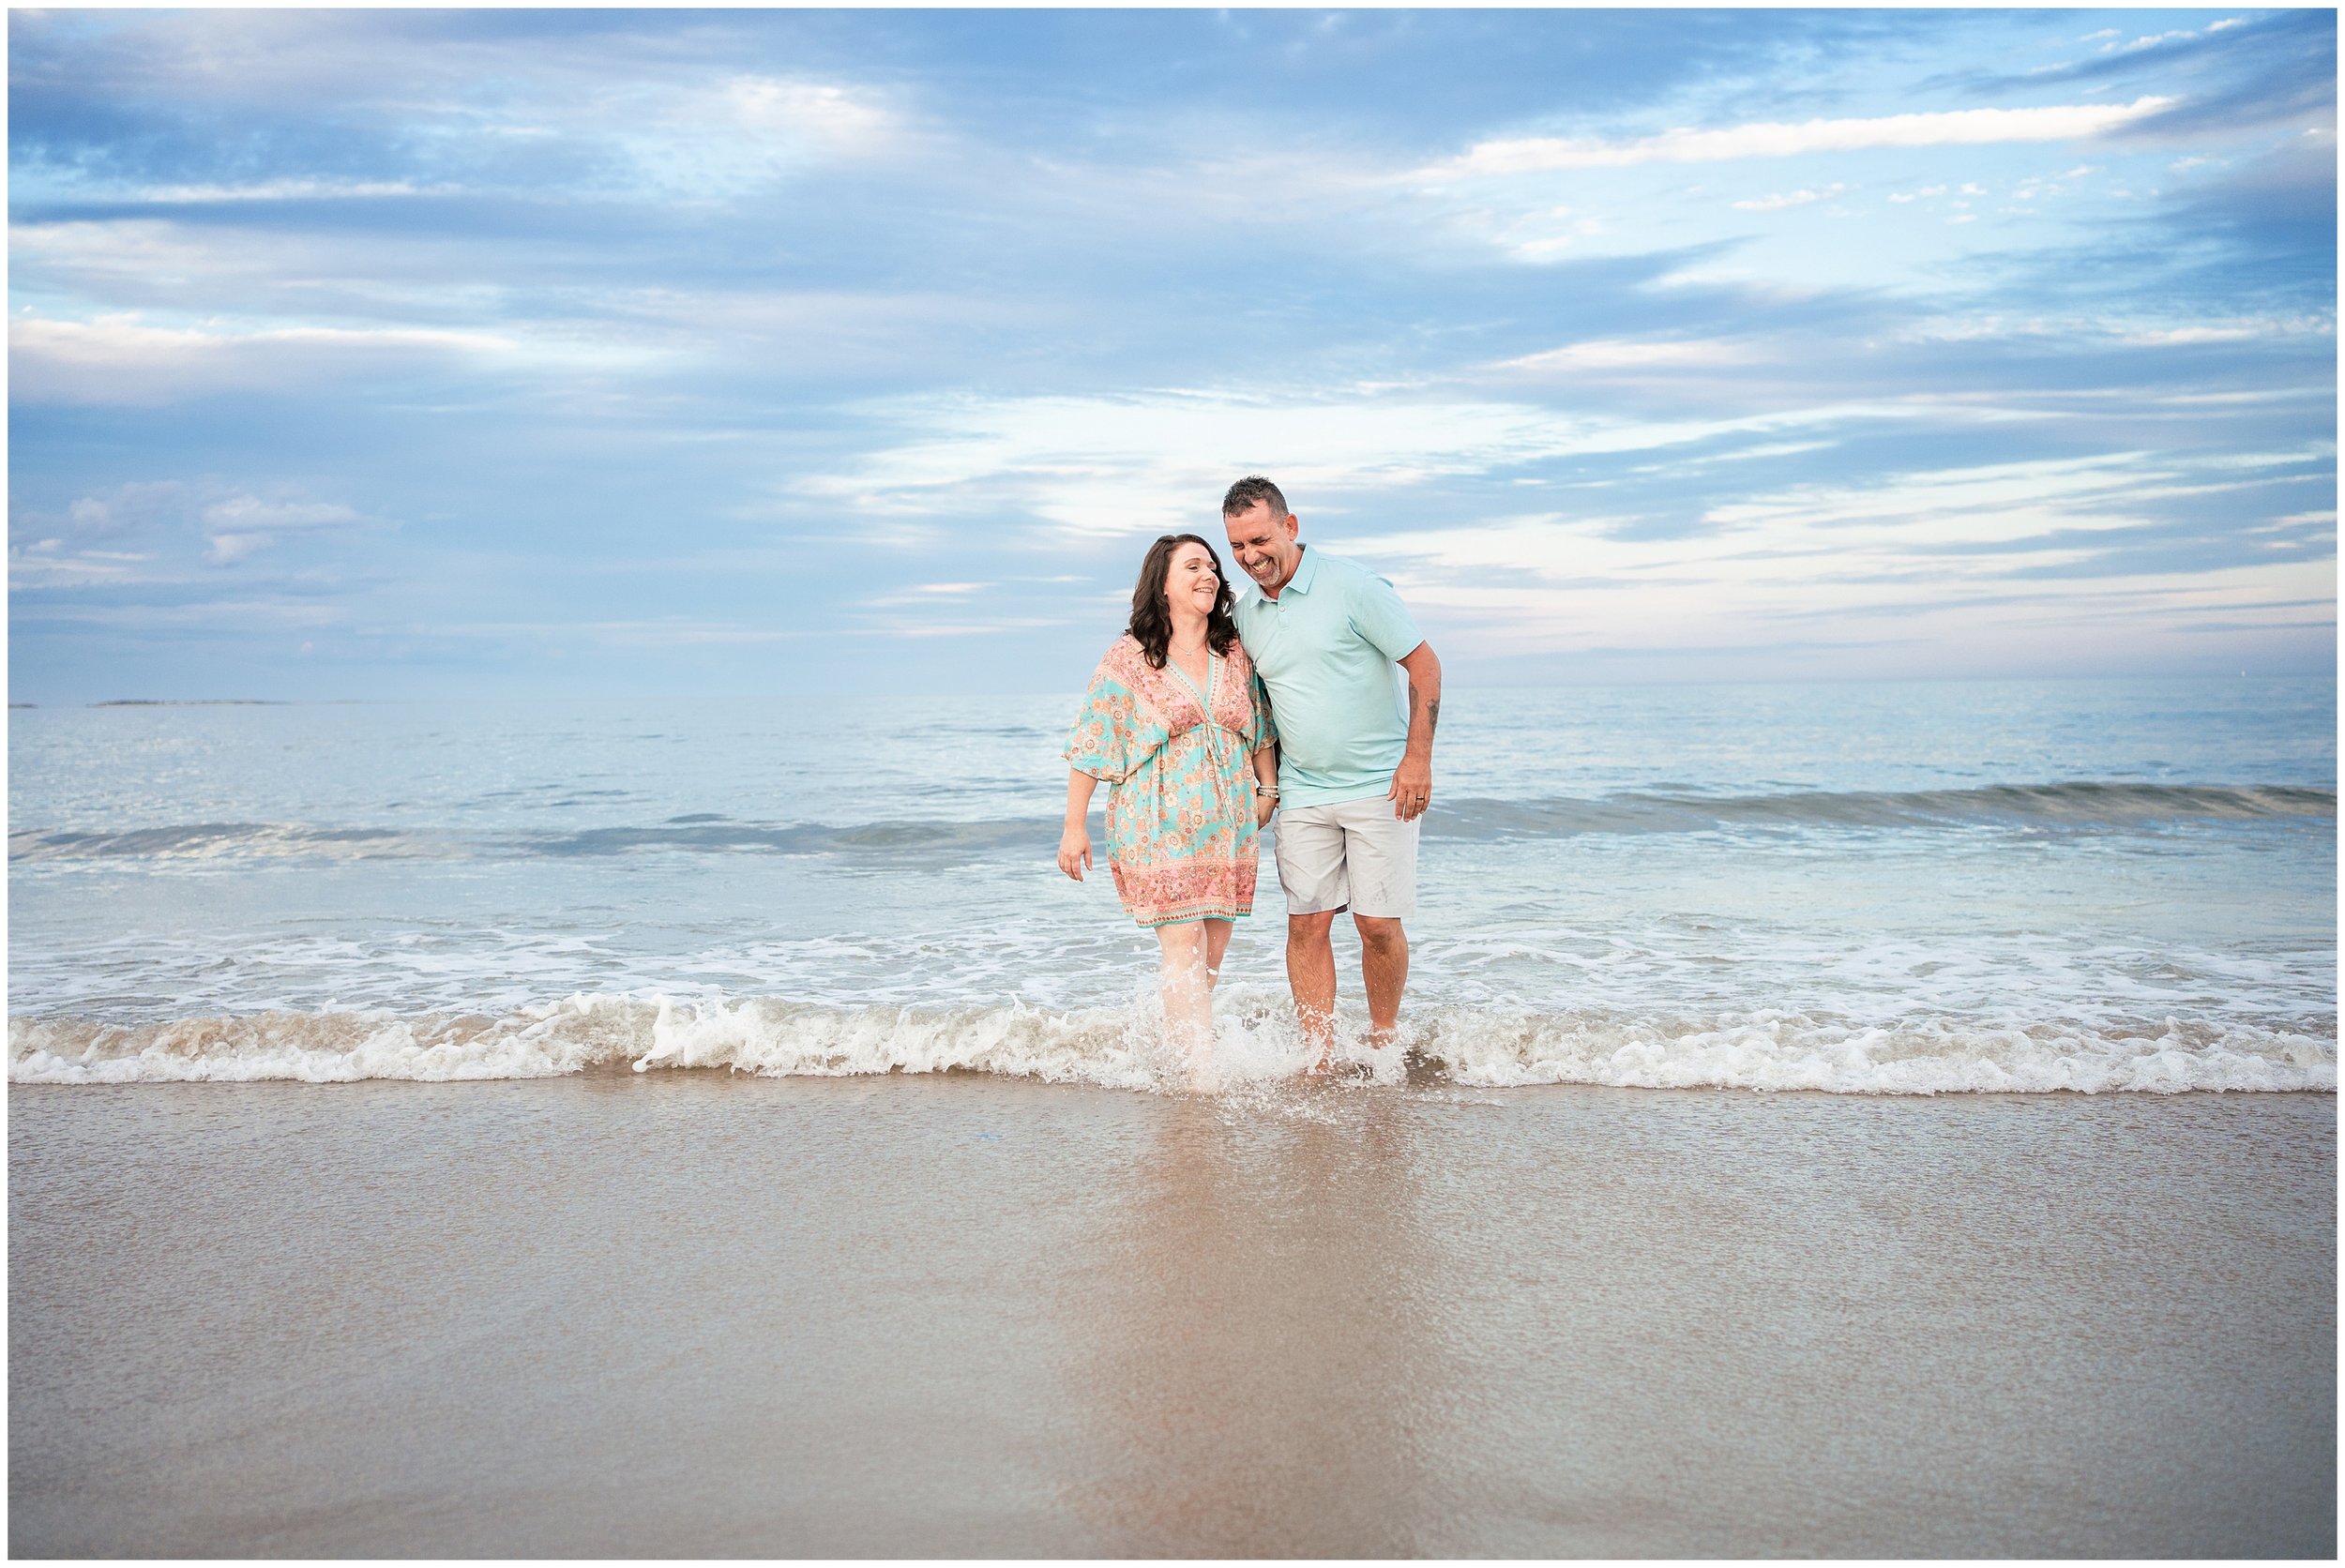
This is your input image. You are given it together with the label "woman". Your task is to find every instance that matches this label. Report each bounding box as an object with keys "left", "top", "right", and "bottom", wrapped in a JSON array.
[{"left": 1058, "top": 535, "right": 1279, "bottom": 1087}]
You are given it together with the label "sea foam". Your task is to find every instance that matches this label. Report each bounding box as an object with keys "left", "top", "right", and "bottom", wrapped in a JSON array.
[{"left": 9, "top": 992, "right": 2332, "bottom": 1094}]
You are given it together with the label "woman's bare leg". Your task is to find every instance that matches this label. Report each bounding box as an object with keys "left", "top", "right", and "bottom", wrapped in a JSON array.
[
  {"left": 1201, "top": 918, "right": 1234, "bottom": 991},
  {"left": 1156, "top": 921, "right": 1215, "bottom": 1088}
]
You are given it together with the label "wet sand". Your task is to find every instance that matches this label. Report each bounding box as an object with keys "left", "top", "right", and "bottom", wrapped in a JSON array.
[{"left": 9, "top": 1075, "right": 2335, "bottom": 1558}]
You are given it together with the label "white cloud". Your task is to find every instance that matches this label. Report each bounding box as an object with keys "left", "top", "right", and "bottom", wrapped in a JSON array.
[
  {"left": 789, "top": 390, "right": 1912, "bottom": 537},
  {"left": 200, "top": 496, "right": 359, "bottom": 532},
  {"left": 2130, "top": 324, "right": 2261, "bottom": 348},
  {"left": 1415, "top": 98, "right": 2174, "bottom": 179},
  {"left": 200, "top": 493, "right": 360, "bottom": 564},
  {"left": 1432, "top": 203, "right": 1608, "bottom": 263},
  {"left": 1903, "top": 311, "right": 2335, "bottom": 349},
  {"left": 11, "top": 597, "right": 349, "bottom": 632},
  {"left": 1702, "top": 452, "right": 2157, "bottom": 538},
  {"left": 201, "top": 496, "right": 356, "bottom": 560},
  {"left": 1732, "top": 184, "right": 1846, "bottom": 212},
  {"left": 10, "top": 481, "right": 202, "bottom": 589},
  {"left": 205, "top": 533, "right": 272, "bottom": 565},
  {"left": 11, "top": 220, "right": 394, "bottom": 312},
  {"left": 51, "top": 480, "right": 190, "bottom": 538},
  {"left": 617, "top": 75, "right": 901, "bottom": 199},
  {"left": 367, "top": 616, "right": 805, "bottom": 647},
  {"left": 14, "top": 479, "right": 365, "bottom": 571},
  {"left": 859, "top": 580, "right": 993, "bottom": 608},
  {"left": 1346, "top": 451, "right": 2333, "bottom": 659},
  {"left": 1496, "top": 337, "right": 1759, "bottom": 373},
  {"left": 10, "top": 313, "right": 512, "bottom": 404},
  {"left": 134, "top": 178, "right": 458, "bottom": 204},
  {"left": 8, "top": 541, "right": 165, "bottom": 588},
  {"left": 2247, "top": 510, "right": 2337, "bottom": 535},
  {"left": 724, "top": 78, "right": 893, "bottom": 148}
]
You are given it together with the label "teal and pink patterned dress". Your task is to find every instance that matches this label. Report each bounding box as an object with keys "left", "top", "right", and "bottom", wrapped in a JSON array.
[{"left": 1065, "top": 635, "right": 1278, "bottom": 928}]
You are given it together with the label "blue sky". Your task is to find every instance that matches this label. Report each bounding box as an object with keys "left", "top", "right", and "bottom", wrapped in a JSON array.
[{"left": 8, "top": 7, "right": 2336, "bottom": 700}]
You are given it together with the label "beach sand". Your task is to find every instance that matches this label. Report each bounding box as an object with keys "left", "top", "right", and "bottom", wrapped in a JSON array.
[{"left": 9, "top": 1074, "right": 2334, "bottom": 1558}]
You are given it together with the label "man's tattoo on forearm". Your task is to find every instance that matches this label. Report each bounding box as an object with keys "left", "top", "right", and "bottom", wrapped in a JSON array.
[{"left": 1425, "top": 696, "right": 1440, "bottom": 736}]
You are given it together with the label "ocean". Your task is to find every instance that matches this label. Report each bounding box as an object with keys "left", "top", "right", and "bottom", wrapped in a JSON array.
[{"left": 7, "top": 675, "right": 2336, "bottom": 1093}]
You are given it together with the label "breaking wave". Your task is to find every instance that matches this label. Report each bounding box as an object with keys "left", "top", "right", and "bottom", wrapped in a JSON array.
[
  {"left": 1436, "top": 782, "right": 2337, "bottom": 837},
  {"left": 9, "top": 993, "right": 2332, "bottom": 1094},
  {"left": 9, "top": 784, "right": 2331, "bottom": 866}
]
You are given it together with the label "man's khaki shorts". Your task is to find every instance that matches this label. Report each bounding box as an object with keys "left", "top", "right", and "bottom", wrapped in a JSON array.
[{"left": 1272, "top": 796, "right": 1419, "bottom": 919}]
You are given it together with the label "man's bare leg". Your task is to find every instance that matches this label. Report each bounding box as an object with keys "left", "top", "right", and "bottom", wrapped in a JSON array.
[
  {"left": 1354, "top": 913, "right": 1409, "bottom": 1048},
  {"left": 1287, "top": 910, "right": 1339, "bottom": 1071}
]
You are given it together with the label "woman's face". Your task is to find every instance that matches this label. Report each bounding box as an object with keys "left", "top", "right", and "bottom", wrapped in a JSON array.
[{"left": 1164, "top": 541, "right": 1221, "bottom": 620}]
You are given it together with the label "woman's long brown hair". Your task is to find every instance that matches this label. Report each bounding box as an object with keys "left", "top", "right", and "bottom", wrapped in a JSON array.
[{"left": 1127, "top": 534, "right": 1239, "bottom": 670}]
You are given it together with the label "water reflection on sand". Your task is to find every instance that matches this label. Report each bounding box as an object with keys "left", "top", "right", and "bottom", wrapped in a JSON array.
[{"left": 1069, "top": 1087, "right": 1457, "bottom": 1554}]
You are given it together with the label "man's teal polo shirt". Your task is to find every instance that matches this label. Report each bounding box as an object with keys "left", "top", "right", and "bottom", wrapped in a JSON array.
[{"left": 1232, "top": 546, "right": 1425, "bottom": 809}]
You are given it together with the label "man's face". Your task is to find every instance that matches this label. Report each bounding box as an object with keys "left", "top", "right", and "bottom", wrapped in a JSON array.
[{"left": 1223, "top": 501, "right": 1301, "bottom": 593}]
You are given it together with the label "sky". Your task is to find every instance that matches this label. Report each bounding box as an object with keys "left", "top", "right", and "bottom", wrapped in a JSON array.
[{"left": 8, "top": 7, "right": 2337, "bottom": 701}]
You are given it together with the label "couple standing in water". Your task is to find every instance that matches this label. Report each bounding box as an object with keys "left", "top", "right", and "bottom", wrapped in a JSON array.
[{"left": 1057, "top": 475, "right": 1443, "bottom": 1084}]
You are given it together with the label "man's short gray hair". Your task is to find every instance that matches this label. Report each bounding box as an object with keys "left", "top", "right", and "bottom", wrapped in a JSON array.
[{"left": 1221, "top": 475, "right": 1288, "bottom": 520}]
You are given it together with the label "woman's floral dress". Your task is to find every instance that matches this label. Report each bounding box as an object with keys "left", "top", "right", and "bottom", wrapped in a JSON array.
[{"left": 1065, "top": 635, "right": 1278, "bottom": 928}]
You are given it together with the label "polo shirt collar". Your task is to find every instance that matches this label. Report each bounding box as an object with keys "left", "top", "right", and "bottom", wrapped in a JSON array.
[{"left": 1270, "top": 544, "right": 1319, "bottom": 600}]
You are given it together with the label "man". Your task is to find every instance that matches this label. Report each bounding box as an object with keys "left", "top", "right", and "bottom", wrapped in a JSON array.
[{"left": 1222, "top": 475, "right": 1442, "bottom": 1072}]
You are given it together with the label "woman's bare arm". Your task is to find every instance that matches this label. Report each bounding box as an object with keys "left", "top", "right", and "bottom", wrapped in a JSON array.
[{"left": 1057, "top": 768, "right": 1098, "bottom": 880}]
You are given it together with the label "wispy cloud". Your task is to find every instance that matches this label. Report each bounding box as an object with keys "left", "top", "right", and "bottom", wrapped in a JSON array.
[
  {"left": 1352, "top": 448, "right": 2332, "bottom": 660},
  {"left": 201, "top": 494, "right": 361, "bottom": 564},
  {"left": 1495, "top": 338, "right": 1761, "bottom": 373},
  {"left": 612, "top": 75, "right": 908, "bottom": 200},
  {"left": 791, "top": 389, "right": 1914, "bottom": 536},
  {"left": 1416, "top": 98, "right": 2174, "bottom": 179},
  {"left": 1732, "top": 185, "right": 1848, "bottom": 212},
  {"left": 10, "top": 478, "right": 371, "bottom": 580},
  {"left": 10, "top": 315, "right": 514, "bottom": 404}
]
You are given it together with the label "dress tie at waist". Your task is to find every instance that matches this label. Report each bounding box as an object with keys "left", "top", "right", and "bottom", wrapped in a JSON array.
[{"left": 1170, "top": 656, "right": 1233, "bottom": 779}]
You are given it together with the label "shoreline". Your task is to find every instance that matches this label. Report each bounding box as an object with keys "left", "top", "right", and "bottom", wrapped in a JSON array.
[{"left": 12, "top": 992, "right": 2333, "bottom": 1093}]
